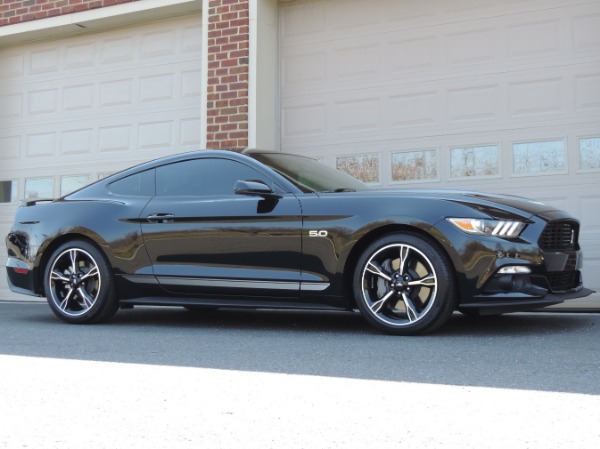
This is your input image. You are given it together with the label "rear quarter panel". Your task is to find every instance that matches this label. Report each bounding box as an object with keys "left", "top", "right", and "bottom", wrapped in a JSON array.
[{"left": 8, "top": 198, "right": 152, "bottom": 295}]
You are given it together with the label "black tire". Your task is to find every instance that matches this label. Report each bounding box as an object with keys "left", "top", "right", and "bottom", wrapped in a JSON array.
[
  {"left": 353, "top": 233, "right": 457, "bottom": 335},
  {"left": 43, "top": 240, "right": 118, "bottom": 324}
]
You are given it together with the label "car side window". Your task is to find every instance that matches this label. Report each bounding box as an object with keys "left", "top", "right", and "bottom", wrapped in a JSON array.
[
  {"left": 156, "top": 158, "right": 271, "bottom": 197},
  {"left": 109, "top": 170, "right": 154, "bottom": 196}
]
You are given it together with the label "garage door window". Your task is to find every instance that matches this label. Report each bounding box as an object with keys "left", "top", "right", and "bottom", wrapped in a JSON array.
[
  {"left": 25, "top": 178, "right": 53, "bottom": 200},
  {"left": 513, "top": 140, "right": 566, "bottom": 175},
  {"left": 391, "top": 150, "right": 438, "bottom": 182},
  {"left": 579, "top": 137, "right": 600, "bottom": 170},
  {"left": 0, "top": 180, "right": 17, "bottom": 203},
  {"left": 61, "top": 175, "right": 89, "bottom": 196},
  {"left": 450, "top": 145, "right": 499, "bottom": 178},
  {"left": 336, "top": 153, "right": 380, "bottom": 184}
]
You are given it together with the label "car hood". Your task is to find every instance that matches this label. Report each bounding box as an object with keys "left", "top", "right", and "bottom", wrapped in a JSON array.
[{"left": 359, "top": 188, "right": 565, "bottom": 220}]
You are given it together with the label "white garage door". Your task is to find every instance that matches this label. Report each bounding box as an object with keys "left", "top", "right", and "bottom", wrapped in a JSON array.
[
  {"left": 0, "top": 14, "right": 202, "bottom": 300},
  {"left": 280, "top": 0, "right": 600, "bottom": 300}
]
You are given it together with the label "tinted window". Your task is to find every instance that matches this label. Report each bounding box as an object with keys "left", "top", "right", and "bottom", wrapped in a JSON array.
[
  {"left": 249, "top": 152, "right": 367, "bottom": 193},
  {"left": 109, "top": 170, "right": 154, "bottom": 196},
  {"left": 156, "top": 158, "right": 270, "bottom": 197}
]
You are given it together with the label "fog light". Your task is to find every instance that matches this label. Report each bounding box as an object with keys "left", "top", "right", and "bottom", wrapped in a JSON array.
[{"left": 498, "top": 266, "right": 531, "bottom": 274}]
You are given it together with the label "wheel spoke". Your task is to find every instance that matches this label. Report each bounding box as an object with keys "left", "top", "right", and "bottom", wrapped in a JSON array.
[
  {"left": 401, "top": 293, "right": 419, "bottom": 322},
  {"left": 77, "top": 287, "right": 95, "bottom": 310},
  {"left": 398, "top": 245, "right": 410, "bottom": 274},
  {"left": 407, "top": 274, "right": 436, "bottom": 289},
  {"left": 51, "top": 270, "right": 70, "bottom": 283},
  {"left": 69, "top": 249, "right": 78, "bottom": 274},
  {"left": 370, "top": 289, "right": 395, "bottom": 314},
  {"left": 59, "top": 288, "right": 74, "bottom": 311},
  {"left": 366, "top": 261, "right": 392, "bottom": 282},
  {"left": 80, "top": 266, "right": 99, "bottom": 281}
]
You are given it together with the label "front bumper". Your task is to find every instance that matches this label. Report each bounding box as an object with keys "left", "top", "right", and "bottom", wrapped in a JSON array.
[{"left": 459, "top": 287, "right": 596, "bottom": 315}]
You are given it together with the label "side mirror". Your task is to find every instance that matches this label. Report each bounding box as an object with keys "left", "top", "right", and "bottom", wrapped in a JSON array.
[{"left": 234, "top": 180, "right": 281, "bottom": 199}]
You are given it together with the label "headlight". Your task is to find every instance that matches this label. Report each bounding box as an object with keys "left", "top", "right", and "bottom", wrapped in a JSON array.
[{"left": 447, "top": 218, "right": 526, "bottom": 238}]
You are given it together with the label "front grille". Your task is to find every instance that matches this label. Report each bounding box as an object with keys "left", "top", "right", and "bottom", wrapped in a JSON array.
[
  {"left": 545, "top": 271, "right": 579, "bottom": 292},
  {"left": 538, "top": 222, "right": 577, "bottom": 251}
]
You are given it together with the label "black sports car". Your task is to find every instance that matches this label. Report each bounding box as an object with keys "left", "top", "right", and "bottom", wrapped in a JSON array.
[{"left": 5, "top": 150, "right": 593, "bottom": 334}]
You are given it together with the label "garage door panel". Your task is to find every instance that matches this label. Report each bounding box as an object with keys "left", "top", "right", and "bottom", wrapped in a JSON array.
[
  {"left": 282, "top": 1, "right": 600, "bottom": 97},
  {"left": 280, "top": 0, "right": 600, "bottom": 296},
  {"left": 0, "top": 15, "right": 202, "bottom": 301}
]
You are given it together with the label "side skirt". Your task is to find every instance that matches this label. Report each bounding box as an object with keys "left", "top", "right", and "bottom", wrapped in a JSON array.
[{"left": 119, "top": 296, "right": 347, "bottom": 311}]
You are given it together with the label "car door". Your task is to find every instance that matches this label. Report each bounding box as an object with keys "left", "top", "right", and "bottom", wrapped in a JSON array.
[{"left": 140, "top": 156, "right": 303, "bottom": 297}]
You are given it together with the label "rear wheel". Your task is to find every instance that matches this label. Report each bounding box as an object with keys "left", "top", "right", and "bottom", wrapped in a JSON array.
[
  {"left": 353, "top": 233, "right": 456, "bottom": 335},
  {"left": 43, "top": 240, "right": 118, "bottom": 324}
]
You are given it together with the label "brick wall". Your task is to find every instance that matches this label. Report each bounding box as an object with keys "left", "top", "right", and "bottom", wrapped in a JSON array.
[
  {"left": 0, "top": 0, "right": 139, "bottom": 26},
  {"left": 206, "top": 0, "right": 249, "bottom": 150}
]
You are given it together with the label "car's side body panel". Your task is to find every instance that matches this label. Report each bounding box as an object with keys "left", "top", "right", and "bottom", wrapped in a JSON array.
[{"left": 140, "top": 193, "right": 304, "bottom": 297}]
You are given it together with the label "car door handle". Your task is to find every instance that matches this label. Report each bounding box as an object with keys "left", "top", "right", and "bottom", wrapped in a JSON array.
[{"left": 147, "top": 213, "right": 175, "bottom": 223}]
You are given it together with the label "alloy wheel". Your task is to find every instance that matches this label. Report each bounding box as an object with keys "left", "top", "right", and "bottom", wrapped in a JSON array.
[
  {"left": 360, "top": 242, "right": 438, "bottom": 328},
  {"left": 48, "top": 248, "right": 102, "bottom": 317}
]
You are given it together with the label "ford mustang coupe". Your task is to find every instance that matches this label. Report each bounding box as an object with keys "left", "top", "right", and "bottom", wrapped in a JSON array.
[{"left": 5, "top": 150, "right": 593, "bottom": 334}]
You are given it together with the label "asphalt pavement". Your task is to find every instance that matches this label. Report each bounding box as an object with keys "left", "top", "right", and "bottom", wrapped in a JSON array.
[{"left": 0, "top": 301, "right": 599, "bottom": 449}]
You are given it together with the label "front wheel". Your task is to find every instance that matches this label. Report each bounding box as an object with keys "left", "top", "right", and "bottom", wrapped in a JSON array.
[
  {"left": 43, "top": 240, "right": 118, "bottom": 324},
  {"left": 353, "top": 233, "right": 456, "bottom": 335}
]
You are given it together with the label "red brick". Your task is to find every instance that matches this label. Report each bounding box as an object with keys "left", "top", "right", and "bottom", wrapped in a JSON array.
[
  {"left": 229, "top": 66, "right": 247, "bottom": 75},
  {"left": 229, "top": 33, "right": 249, "bottom": 43},
  {"left": 221, "top": 27, "right": 239, "bottom": 37},
  {"left": 221, "top": 75, "right": 237, "bottom": 84},
  {"left": 229, "top": 98, "right": 247, "bottom": 107},
  {"left": 221, "top": 123, "right": 238, "bottom": 132},
  {"left": 230, "top": 131, "right": 247, "bottom": 139},
  {"left": 219, "top": 107, "right": 238, "bottom": 116},
  {"left": 230, "top": 18, "right": 247, "bottom": 28},
  {"left": 220, "top": 91, "right": 238, "bottom": 100},
  {"left": 221, "top": 43, "right": 238, "bottom": 52},
  {"left": 229, "top": 82, "right": 246, "bottom": 91},
  {"left": 220, "top": 59, "right": 238, "bottom": 68},
  {"left": 220, "top": 140, "right": 237, "bottom": 148},
  {"left": 221, "top": 12, "right": 238, "bottom": 21},
  {"left": 230, "top": 114, "right": 247, "bottom": 123},
  {"left": 230, "top": 50, "right": 248, "bottom": 59}
]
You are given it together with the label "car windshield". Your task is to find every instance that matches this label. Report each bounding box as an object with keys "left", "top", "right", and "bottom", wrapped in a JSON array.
[{"left": 249, "top": 152, "right": 368, "bottom": 193}]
